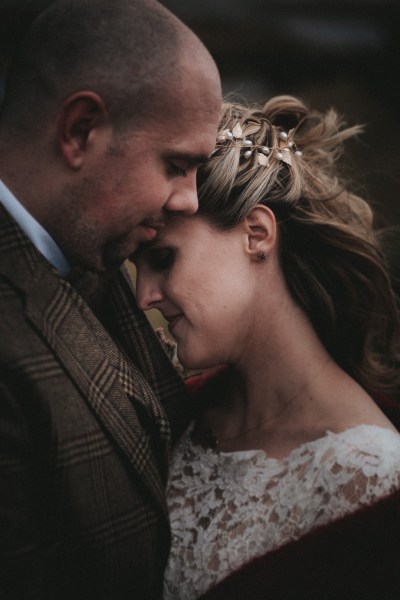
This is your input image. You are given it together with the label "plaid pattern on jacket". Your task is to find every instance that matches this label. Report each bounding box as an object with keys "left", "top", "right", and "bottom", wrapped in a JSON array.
[{"left": 0, "top": 203, "right": 186, "bottom": 600}]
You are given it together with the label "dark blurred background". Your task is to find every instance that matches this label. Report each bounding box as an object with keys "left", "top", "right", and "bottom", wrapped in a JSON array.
[
  {"left": 161, "top": 1, "right": 400, "bottom": 225},
  {"left": 1, "top": 0, "right": 399, "bottom": 283}
]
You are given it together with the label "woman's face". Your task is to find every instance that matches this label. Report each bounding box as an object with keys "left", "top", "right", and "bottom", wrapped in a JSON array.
[{"left": 134, "top": 214, "right": 255, "bottom": 370}]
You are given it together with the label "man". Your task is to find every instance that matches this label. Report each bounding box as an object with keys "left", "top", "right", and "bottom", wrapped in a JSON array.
[{"left": 0, "top": 0, "right": 221, "bottom": 598}]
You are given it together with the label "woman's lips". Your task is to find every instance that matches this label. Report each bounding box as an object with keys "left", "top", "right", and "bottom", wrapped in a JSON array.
[{"left": 165, "top": 314, "right": 183, "bottom": 335}]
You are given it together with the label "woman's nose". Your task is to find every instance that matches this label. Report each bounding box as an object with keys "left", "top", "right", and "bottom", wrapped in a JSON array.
[{"left": 135, "top": 274, "right": 164, "bottom": 311}]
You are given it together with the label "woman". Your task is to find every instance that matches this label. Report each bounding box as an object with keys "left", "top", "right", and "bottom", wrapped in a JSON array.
[{"left": 133, "top": 95, "right": 400, "bottom": 599}]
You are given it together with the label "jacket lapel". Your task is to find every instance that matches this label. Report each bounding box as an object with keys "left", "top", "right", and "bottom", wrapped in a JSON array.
[
  {"left": 0, "top": 205, "right": 168, "bottom": 515},
  {"left": 98, "top": 265, "right": 187, "bottom": 442}
]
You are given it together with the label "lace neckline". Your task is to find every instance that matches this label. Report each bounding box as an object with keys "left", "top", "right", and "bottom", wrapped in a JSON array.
[{"left": 186, "top": 423, "right": 399, "bottom": 464}]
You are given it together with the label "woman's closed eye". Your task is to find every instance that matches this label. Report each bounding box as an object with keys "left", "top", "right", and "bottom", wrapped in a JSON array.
[{"left": 143, "top": 247, "right": 175, "bottom": 272}]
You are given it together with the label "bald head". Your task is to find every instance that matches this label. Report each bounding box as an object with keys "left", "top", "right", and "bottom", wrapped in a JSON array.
[
  {"left": 0, "top": 0, "right": 221, "bottom": 274},
  {"left": 0, "top": 0, "right": 220, "bottom": 138}
]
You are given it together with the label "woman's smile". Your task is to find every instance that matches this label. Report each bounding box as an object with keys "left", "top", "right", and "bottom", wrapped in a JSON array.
[{"left": 164, "top": 313, "right": 184, "bottom": 336}]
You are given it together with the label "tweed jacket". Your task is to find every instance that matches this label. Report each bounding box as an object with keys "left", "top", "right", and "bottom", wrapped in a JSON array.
[{"left": 0, "top": 203, "right": 187, "bottom": 600}]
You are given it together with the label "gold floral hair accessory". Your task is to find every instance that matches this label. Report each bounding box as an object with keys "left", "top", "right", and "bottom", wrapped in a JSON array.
[{"left": 216, "top": 122, "right": 302, "bottom": 166}]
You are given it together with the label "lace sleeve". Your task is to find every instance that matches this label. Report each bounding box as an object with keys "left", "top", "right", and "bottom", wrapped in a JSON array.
[{"left": 308, "top": 427, "right": 400, "bottom": 519}]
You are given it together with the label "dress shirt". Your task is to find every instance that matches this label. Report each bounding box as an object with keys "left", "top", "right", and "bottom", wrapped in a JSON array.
[{"left": 0, "top": 179, "right": 70, "bottom": 276}]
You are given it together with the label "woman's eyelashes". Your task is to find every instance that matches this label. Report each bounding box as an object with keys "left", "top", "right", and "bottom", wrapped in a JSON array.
[{"left": 145, "top": 247, "right": 175, "bottom": 271}]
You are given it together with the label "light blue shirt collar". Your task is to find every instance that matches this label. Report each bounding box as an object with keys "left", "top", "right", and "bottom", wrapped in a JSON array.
[{"left": 0, "top": 179, "right": 70, "bottom": 276}]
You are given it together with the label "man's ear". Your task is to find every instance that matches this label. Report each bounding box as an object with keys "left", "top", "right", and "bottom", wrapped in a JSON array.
[
  {"left": 56, "top": 91, "right": 108, "bottom": 169},
  {"left": 244, "top": 204, "right": 277, "bottom": 260}
]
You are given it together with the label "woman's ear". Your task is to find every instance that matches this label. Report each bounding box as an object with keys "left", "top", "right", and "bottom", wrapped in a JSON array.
[
  {"left": 56, "top": 91, "right": 108, "bottom": 169},
  {"left": 244, "top": 204, "right": 277, "bottom": 261}
]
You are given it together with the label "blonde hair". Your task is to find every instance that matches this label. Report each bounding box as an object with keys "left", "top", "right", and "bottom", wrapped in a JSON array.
[{"left": 198, "top": 95, "right": 400, "bottom": 397}]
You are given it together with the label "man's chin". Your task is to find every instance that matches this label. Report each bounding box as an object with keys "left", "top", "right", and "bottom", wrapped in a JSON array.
[{"left": 102, "top": 237, "right": 141, "bottom": 272}]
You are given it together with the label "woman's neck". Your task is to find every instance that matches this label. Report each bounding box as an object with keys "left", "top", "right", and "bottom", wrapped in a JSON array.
[
  {"left": 196, "top": 297, "right": 391, "bottom": 455},
  {"left": 219, "top": 355, "right": 333, "bottom": 442},
  {"left": 234, "top": 298, "right": 333, "bottom": 425}
]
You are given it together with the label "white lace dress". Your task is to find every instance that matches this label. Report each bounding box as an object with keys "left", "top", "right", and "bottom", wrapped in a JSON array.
[{"left": 163, "top": 424, "right": 400, "bottom": 600}]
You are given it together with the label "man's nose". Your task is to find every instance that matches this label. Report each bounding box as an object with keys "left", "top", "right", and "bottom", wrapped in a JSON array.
[{"left": 165, "top": 175, "right": 198, "bottom": 215}]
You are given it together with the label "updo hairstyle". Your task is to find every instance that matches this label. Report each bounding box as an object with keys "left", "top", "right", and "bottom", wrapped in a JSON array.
[{"left": 197, "top": 95, "right": 400, "bottom": 397}]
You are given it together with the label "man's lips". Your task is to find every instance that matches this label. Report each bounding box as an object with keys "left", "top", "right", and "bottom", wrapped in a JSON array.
[
  {"left": 139, "top": 223, "right": 160, "bottom": 241},
  {"left": 139, "top": 216, "right": 165, "bottom": 238}
]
